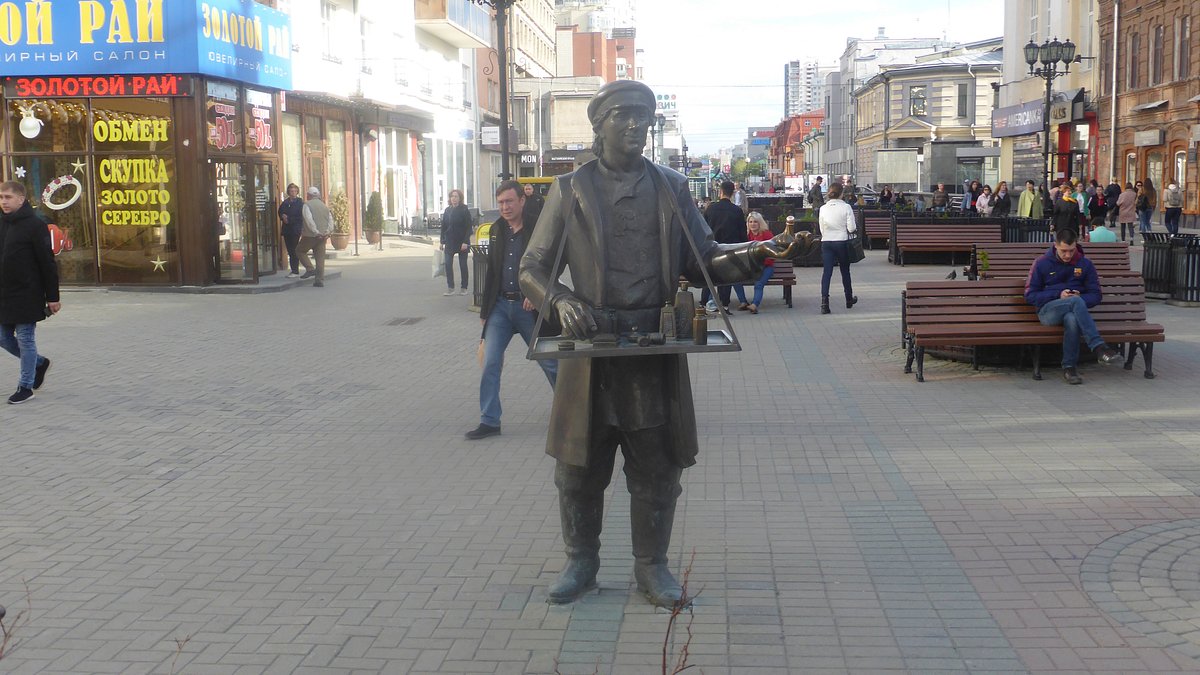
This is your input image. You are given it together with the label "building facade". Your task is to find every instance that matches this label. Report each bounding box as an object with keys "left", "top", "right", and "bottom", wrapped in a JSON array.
[
  {"left": 997, "top": 0, "right": 1101, "bottom": 196},
  {"left": 1097, "top": 0, "right": 1199, "bottom": 228},
  {"left": 854, "top": 40, "right": 1003, "bottom": 192},
  {"left": 1, "top": 0, "right": 293, "bottom": 286},
  {"left": 784, "top": 60, "right": 834, "bottom": 117}
]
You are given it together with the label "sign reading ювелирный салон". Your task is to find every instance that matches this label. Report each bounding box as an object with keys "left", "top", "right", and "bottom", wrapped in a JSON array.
[{"left": 0, "top": 0, "right": 292, "bottom": 90}]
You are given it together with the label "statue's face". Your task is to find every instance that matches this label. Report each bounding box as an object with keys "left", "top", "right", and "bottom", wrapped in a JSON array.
[{"left": 599, "top": 106, "right": 650, "bottom": 159}]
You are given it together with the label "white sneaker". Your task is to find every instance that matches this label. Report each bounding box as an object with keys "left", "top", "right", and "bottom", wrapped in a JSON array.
[
  {"left": 457, "top": 288, "right": 469, "bottom": 296},
  {"left": 442, "top": 290, "right": 456, "bottom": 296},
  {"left": 705, "top": 300, "right": 717, "bottom": 312},
  {"left": 286, "top": 272, "right": 299, "bottom": 278}
]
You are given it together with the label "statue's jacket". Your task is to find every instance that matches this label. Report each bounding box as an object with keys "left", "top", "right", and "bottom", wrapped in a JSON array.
[{"left": 520, "top": 158, "right": 764, "bottom": 468}]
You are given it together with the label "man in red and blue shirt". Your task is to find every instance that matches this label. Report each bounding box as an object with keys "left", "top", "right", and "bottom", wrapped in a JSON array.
[{"left": 1024, "top": 229, "right": 1121, "bottom": 384}]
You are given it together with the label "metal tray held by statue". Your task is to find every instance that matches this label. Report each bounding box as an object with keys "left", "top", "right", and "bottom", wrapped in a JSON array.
[{"left": 529, "top": 329, "right": 737, "bottom": 361}]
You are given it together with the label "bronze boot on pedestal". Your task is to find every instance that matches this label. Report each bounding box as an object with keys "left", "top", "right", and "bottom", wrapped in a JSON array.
[
  {"left": 547, "top": 494, "right": 603, "bottom": 604},
  {"left": 631, "top": 498, "right": 687, "bottom": 608}
]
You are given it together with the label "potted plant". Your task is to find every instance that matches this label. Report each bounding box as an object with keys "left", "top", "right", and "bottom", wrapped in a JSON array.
[
  {"left": 363, "top": 191, "right": 383, "bottom": 245},
  {"left": 328, "top": 190, "right": 351, "bottom": 250}
]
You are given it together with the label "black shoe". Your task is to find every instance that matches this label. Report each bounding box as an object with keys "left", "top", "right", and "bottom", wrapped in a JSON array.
[
  {"left": 33, "top": 357, "right": 50, "bottom": 390},
  {"left": 300, "top": 271, "right": 315, "bottom": 279},
  {"left": 7, "top": 387, "right": 34, "bottom": 404},
  {"left": 846, "top": 295, "right": 858, "bottom": 309},
  {"left": 313, "top": 280, "right": 324, "bottom": 288},
  {"left": 465, "top": 423, "right": 501, "bottom": 440},
  {"left": 1063, "top": 367, "right": 1083, "bottom": 385},
  {"left": 1094, "top": 345, "right": 1119, "bottom": 365},
  {"left": 820, "top": 296, "right": 831, "bottom": 314}
]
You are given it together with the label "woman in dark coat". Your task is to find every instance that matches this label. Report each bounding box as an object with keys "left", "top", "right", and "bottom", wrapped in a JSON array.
[
  {"left": 439, "top": 189, "right": 474, "bottom": 295},
  {"left": 277, "top": 183, "right": 305, "bottom": 277},
  {"left": 991, "top": 181, "right": 1012, "bottom": 217},
  {"left": 0, "top": 181, "right": 61, "bottom": 403}
]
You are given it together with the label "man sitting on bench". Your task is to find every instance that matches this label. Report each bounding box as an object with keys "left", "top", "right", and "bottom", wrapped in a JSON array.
[{"left": 1024, "top": 229, "right": 1121, "bottom": 385}]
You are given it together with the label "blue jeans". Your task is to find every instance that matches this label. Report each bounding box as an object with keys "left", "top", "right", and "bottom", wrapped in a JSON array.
[
  {"left": 821, "top": 241, "right": 853, "bottom": 299},
  {"left": 1037, "top": 296, "right": 1105, "bottom": 368},
  {"left": 1137, "top": 208, "right": 1153, "bottom": 233},
  {"left": 480, "top": 298, "right": 557, "bottom": 427},
  {"left": 0, "top": 323, "right": 42, "bottom": 389},
  {"left": 744, "top": 265, "right": 774, "bottom": 306}
]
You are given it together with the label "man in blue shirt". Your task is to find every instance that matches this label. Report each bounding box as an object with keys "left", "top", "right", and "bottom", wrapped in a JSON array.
[{"left": 1024, "top": 229, "right": 1121, "bottom": 384}]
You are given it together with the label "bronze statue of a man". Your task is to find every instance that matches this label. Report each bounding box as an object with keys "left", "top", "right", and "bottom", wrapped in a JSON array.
[{"left": 519, "top": 80, "right": 810, "bottom": 607}]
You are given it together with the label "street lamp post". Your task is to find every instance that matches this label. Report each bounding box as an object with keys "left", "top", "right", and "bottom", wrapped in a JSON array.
[
  {"left": 655, "top": 114, "right": 666, "bottom": 165},
  {"left": 1023, "top": 36, "right": 1077, "bottom": 191}
]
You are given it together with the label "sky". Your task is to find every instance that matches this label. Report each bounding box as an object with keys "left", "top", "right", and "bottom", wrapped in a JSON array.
[{"left": 637, "top": 0, "right": 1005, "bottom": 154}]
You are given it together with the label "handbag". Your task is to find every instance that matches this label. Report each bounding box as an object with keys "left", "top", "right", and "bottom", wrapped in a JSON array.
[
  {"left": 432, "top": 249, "right": 445, "bottom": 278},
  {"left": 846, "top": 231, "right": 865, "bottom": 264}
]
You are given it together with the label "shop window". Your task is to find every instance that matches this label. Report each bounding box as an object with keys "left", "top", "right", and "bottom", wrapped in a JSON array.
[
  {"left": 1147, "top": 151, "right": 1164, "bottom": 197},
  {"left": 7, "top": 99, "right": 87, "bottom": 153},
  {"left": 94, "top": 154, "right": 179, "bottom": 284},
  {"left": 326, "top": 119, "right": 347, "bottom": 198},
  {"left": 12, "top": 152, "right": 98, "bottom": 284},
  {"left": 244, "top": 89, "right": 275, "bottom": 154},
  {"left": 205, "top": 81, "right": 241, "bottom": 153},
  {"left": 909, "top": 86, "right": 927, "bottom": 117}
]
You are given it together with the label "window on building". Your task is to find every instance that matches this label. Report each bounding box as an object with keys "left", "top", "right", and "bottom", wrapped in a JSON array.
[
  {"left": 956, "top": 83, "right": 969, "bottom": 118},
  {"left": 360, "top": 18, "right": 373, "bottom": 74},
  {"left": 1175, "top": 151, "right": 1188, "bottom": 193},
  {"left": 322, "top": 0, "right": 339, "bottom": 63},
  {"left": 463, "top": 64, "right": 472, "bottom": 109},
  {"left": 1080, "top": 1, "right": 1094, "bottom": 70},
  {"left": 1029, "top": 0, "right": 1038, "bottom": 42},
  {"left": 393, "top": 34, "right": 408, "bottom": 86},
  {"left": 1180, "top": 17, "right": 1192, "bottom": 79},
  {"left": 512, "top": 97, "right": 529, "bottom": 145},
  {"left": 909, "top": 86, "right": 927, "bottom": 117},
  {"left": 1101, "top": 38, "right": 1111, "bottom": 95},
  {"left": 1128, "top": 33, "right": 1139, "bottom": 90},
  {"left": 1152, "top": 25, "right": 1164, "bottom": 84}
]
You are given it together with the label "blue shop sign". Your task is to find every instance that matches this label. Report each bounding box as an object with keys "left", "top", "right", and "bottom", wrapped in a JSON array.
[{"left": 0, "top": 0, "right": 292, "bottom": 90}]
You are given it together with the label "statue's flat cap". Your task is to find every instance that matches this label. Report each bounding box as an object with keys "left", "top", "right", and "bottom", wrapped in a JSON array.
[{"left": 587, "top": 80, "right": 656, "bottom": 124}]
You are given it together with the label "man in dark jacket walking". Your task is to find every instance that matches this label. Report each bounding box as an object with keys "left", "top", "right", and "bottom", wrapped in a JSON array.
[
  {"left": 466, "top": 180, "right": 557, "bottom": 440},
  {"left": 700, "top": 181, "right": 747, "bottom": 312},
  {"left": 0, "top": 181, "right": 60, "bottom": 404},
  {"left": 1024, "top": 229, "right": 1120, "bottom": 385},
  {"left": 278, "top": 183, "right": 305, "bottom": 277}
]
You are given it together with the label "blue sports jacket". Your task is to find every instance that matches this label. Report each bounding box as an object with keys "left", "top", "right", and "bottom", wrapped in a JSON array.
[{"left": 1023, "top": 246, "right": 1102, "bottom": 309}]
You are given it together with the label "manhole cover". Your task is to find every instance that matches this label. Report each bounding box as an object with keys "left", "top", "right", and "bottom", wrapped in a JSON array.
[
  {"left": 385, "top": 317, "right": 424, "bottom": 326},
  {"left": 1081, "top": 519, "right": 1200, "bottom": 660}
]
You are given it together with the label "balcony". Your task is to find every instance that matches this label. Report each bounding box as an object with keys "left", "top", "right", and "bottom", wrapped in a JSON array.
[{"left": 415, "top": 0, "right": 491, "bottom": 49}]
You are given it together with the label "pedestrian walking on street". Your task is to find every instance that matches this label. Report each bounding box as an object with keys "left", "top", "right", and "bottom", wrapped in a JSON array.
[
  {"left": 298, "top": 187, "right": 333, "bottom": 287},
  {"left": 992, "top": 181, "right": 1012, "bottom": 217},
  {"left": 807, "top": 177, "right": 825, "bottom": 212},
  {"left": 1104, "top": 178, "right": 1123, "bottom": 228},
  {"left": 278, "top": 183, "right": 305, "bottom": 278},
  {"left": 1137, "top": 178, "right": 1157, "bottom": 241},
  {"left": 931, "top": 183, "right": 949, "bottom": 213},
  {"left": 700, "top": 181, "right": 748, "bottom": 313},
  {"left": 1163, "top": 181, "right": 1183, "bottom": 236},
  {"left": 440, "top": 189, "right": 474, "bottom": 296},
  {"left": 1052, "top": 189, "right": 1082, "bottom": 235},
  {"left": 468, "top": 180, "right": 557, "bottom": 441},
  {"left": 732, "top": 182, "right": 749, "bottom": 215},
  {"left": 817, "top": 182, "right": 857, "bottom": 314},
  {"left": 1117, "top": 182, "right": 1138, "bottom": 244},
  {"left": 0, "top": 181, "right": 60, "bottom": 405},
  {"left": 976, "top": 185, "right": 994, "bottom": 216}
]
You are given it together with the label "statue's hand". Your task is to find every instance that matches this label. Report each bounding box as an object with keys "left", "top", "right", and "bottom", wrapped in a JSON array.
[
  {"left": 554, "top": 294, "right": 597, "bottom": 339},
  {"left": 755, "top": 216, "right": 800, "bottom": 260}
]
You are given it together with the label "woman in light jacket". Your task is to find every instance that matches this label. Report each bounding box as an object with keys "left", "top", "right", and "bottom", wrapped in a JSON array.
[
  {"left": 817, "top": 182, "right": 857, "bottom": 314},
  {"left": 1116, "top": 182, "right": 1137, "bottom": 244}
]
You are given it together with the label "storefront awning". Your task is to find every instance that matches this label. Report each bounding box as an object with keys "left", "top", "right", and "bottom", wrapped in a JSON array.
[{"left": 1131, "top": 100, "right": 1169, "bottom": 112}]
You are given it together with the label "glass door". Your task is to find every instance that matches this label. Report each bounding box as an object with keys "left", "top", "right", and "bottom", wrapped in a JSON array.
[
  {"left": 252, "top": 163, "right": 276, "bottom": 275},
  {"left": 213, "top": 161, "right": 254, "bottom": 281}
]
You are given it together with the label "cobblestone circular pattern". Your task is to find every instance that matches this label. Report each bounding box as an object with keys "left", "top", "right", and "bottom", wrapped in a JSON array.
[{"left": 1081, "top": 519, "right": 1200, "bottom": 660}]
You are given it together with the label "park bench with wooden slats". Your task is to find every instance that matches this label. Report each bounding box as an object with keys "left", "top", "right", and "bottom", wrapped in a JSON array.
[
  {"left": 862, "top": 212, "right": 893, "bottom": 251},
  {"left": 889, "top": 220, "right": 1004, "bottom": 265},
  {"left": 901, "top": 277, "right": 1164, "bottom": 382},
  {"left": 970, "top": 242, "right": 1133, "bottom": 280},
  {"left": 712, "top": 259, "right": 797, "bottom": 308}
]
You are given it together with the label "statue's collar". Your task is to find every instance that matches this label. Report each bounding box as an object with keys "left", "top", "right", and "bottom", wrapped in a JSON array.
[{"left": 596, "top": 157, "right": 647, "bottom": 200}]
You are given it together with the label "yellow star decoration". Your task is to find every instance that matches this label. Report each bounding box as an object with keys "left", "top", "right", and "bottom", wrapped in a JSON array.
[
  {"left": 150, "top": 256, "right": 168, "bottom": 272},
  {"left": 71, "top": 159, "right": 86, "bottom": 175}
]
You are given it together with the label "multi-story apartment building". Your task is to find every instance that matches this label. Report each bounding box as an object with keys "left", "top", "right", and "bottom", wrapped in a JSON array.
[
  {"left": 824, "top": 29, "right": 953, "bottom": 181},
  {"left": 853, "top": 39, "right": 1003, "bottom": 192},
  {"left": 745, "top": 127, "right": 775, "bottom": 163},
  {"left": 1096, "top": 0, "right": 1199, "bottom": 229},
  {"left": 785, "top": 60, "right": 835, "bottom": 117},
  {"left": 996, "top": 0, "right": 1101, "bottom": 195},
  {"left": 554, "top": 0, "right": 635, "bottom": 35},
  {"left": 511, "top": 77, "right": 606, "bottom": 177}
]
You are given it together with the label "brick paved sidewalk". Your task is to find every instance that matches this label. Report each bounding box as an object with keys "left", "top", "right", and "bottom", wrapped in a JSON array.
[{"left": 1, "top": 242, "right": 1199, "bottom": 674}]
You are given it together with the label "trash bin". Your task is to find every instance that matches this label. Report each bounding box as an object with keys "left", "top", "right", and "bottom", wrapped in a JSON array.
[
  {"left": 1169, "top": 236, "right": 1200, "bottom": 306},
  {"left": 1142, "top": 233, "right": 1174, "bottom": 298},
  {"left": 470, "top": 244, "right": 488, "bottom": 307}
]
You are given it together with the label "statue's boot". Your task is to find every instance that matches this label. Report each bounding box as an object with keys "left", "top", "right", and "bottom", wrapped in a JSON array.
[
  {"left": 631, "top": 498, "right": 688, "bottom": 609},
  {"left": 547, "top": 493, "right": 602, "bottom": 604}
]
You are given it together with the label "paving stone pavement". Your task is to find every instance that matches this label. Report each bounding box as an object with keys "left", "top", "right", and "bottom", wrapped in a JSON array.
[{"left": 1, "top": 240, "right": 1199, "bottom": 674}]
